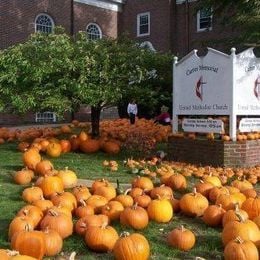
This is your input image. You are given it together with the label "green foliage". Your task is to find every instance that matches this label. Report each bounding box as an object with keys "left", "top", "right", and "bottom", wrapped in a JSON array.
[
  {"left": 198, "top": 0, "right": 260, "bottom": 48},
  {"left": 0, "top": 27, "right": 74, "bottom": 117},
  {"left": 0, "top": 29, "right": 173, "bottom": 135}
]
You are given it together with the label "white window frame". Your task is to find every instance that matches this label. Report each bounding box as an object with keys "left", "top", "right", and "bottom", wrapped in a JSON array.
[
  {"left": 137, "top": 12, "right": 150, "bottom": 37},
  {"left": 86, "top": 23, "right": 102, "bottom": 40},
  {"left": 35, "top": 13, "right": 54, "bottom": 33},
  {"left": 197, "top": 8, "right": 213, "bottom": 32},
  {"left": 35, "top": 111, "right": 56, "bottom": 123}
]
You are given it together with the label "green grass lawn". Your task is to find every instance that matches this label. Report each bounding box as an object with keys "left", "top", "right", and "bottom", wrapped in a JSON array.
[{"left": 0, "top": 142, "right": 225, "bottom": 260}]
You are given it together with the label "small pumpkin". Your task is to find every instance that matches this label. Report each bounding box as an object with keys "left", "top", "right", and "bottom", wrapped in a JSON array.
[{"left": 167, "top": 225, "right": 196, "bottom": 251}]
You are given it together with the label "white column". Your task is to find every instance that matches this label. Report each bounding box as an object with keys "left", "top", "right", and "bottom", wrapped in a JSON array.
[
  {"left": 172, "top": 56, "right": 178, "bottom": 133},
  {"left": 230, "top": 47, "right": 237, "bottom": 141}
]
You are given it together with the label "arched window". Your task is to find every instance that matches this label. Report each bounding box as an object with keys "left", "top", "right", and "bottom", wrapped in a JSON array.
[
  {"left": 86, "top": 23, "right": 102, "bottom": 40},
  {"left": 35, "top": 14, "right": 54, "bottom": 33}
]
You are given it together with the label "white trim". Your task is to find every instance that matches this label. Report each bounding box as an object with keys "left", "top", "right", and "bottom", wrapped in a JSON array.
[
  {"left": 137, "top": 12, "right": 150, "bottom": 37},
  {"left": 176, "top": 0, "right": 197, "bottom": 4},
  {"left": 86, "top": 23, "right": 103, "bottom": 39},
  {"left": 74, "top": 0, "right": 122, "bottom": 12},
  {"left": 34, "top": 13, "right": 55, "bottom": 33},
  {"left": 197, "top": 9, "right": 213, "bottom": 32}
]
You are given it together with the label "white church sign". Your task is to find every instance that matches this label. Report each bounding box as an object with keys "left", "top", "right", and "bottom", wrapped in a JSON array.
[{"left": 172, "top": 48, "right": 260, "bottom": 140}]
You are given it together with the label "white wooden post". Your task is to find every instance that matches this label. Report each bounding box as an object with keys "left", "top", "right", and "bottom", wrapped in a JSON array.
[
  {"left": 230, "top": 47, "right": 237, "bottom": 141},
  {"left": 172, "top": 56, "right": 178, "bottom": 133}
]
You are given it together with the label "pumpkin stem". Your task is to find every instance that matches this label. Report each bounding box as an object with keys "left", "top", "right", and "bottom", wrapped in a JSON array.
[
  {"left": 101, "top": 222, "right": 108, "bottom": 229},
  {"left": 132, "top": 202, "right": 138, "bottom": 210},
  {"left": 235, "top": 212, "right": 245, "bottom": 223},
  {"left": 22, "top": 209, "right": 29, "bottom": 216},
  {"left": 124, "top": 188, "right": 132, "bottom": 195},
  {"left": 180, "top": 225, "right": 185, "bottom": 232},
  {"left": 193, "top": 187, "right": 197, "bottom": 195},
  {"left": 156, "top": 194, "right": 162, "bottom": 200},
  {"left": 234, "top": 203, "right": 240, "bottom": 212},
  {"left": 69, "top": 251, "right": 76, "bottom": 260},
  {"left": 48, "top": 209, "right": 59, "bottom": 217},
  {"left": 120, "top": 231, "right": 130, "bottom": 237},
  {"left": 79, "top": 199, "right": 86, "bottom": 207},
  {"left": 6, "top": 250, "right": 20, "bottom": 257},
  {"left": 235, "top": 236, "right": 244, "bottom": 244}
]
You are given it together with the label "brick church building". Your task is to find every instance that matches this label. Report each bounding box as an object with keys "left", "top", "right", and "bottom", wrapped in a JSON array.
[
  {"left": 1, "top": 0, "right": 238, "bottom": 55},
  {"left": 0, "top": 0, "right": 238, "bottom": 124}
]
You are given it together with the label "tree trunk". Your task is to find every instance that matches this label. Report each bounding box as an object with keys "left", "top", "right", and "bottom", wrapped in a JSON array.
[{"left": 91, "top": 105, "right": 101, "bottom": 138}]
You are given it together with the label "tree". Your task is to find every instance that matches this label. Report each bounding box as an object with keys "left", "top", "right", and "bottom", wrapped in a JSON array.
[
  {"left": 198, "top": 0, "right": 260, "bottom": 48},
  {"left": 0, "top": 29, "right": 151, "bottom": 136},
  {"left": 0, "top": 28, "right": 74, "bottom": 117}
]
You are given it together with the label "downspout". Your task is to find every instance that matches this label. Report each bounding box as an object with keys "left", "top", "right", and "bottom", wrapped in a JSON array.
[
  {"left": 185, "top": 0, "right": 190, "bottom": 53},
  {"left": 70, "top": 0, "right": 74, "bottom": 36}
]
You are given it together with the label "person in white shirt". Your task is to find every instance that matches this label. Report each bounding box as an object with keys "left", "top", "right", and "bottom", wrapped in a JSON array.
[{"left": 127, "top": 99, "right": 138, "bottom": 124}]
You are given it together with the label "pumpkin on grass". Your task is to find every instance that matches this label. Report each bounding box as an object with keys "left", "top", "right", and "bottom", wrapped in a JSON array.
[
  {"left": 120, "top": 203, "right": 149, "bottom": 230},
  {"left": 224, "top": 237, "right": 259, "bottom": 260},
  {"left": 43, "top": 228, "right": 63, "bottom": 256},
  {"left": 202, "top": 204, "right": 226, "bottom": 227},
  {"left": 222, "top": 212, "right": 260, "bottom": 246},
  {"left": 11, "top": 227, "right": 46, "bottom": 260},
  {"left": 57, "top": 167, "right": 78, "bottom": 189},
  {"left": 167, "top": 225, "right": 196, "bottom": 251},
  {"left": 113, "top": 232, "right": 150, "bottom": 260},
  {"left": 22, "top": 186, "right": 43, "bottom": 203},
  {"left": 40, "top": 209, "right": 73, "bottom": 239},
  {"left": 179, "top": 188, "right": 209, "bottom": 217},
  {"left": 147, "top": 196, "right": 173, "bottom": 223},
  {"left": 84, "top": 224, "right": 119, "bottom": 252}
]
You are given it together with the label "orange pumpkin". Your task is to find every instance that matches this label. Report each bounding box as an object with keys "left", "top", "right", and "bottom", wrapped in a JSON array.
[
  {"left": 84, "top": 224, "right": 119, "bottom": 252},
  {"left": 113, "top": 232, "right": 150, "bottom": 260},
  {"left": 167, "top": 225, "right": 196, "bottom": 251},
  {"left": 11, "top": 228, "right": 46, "bottom": 259}
]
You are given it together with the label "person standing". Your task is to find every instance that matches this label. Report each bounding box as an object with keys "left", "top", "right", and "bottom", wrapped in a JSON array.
[{"left": 127, "top": 100, "right": 138, "bottom": 124}]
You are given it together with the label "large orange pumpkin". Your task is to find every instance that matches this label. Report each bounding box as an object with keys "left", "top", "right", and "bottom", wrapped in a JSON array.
[
  {"left": 80, "top": 139, "right": 100, "bottom": 153},
  {"left": 11, "top": 229, "right": 46, "bottom": 260},
  {"left": 113, "top": 232, "right": 150, "bottom": 260},
  {"left": 84, "top": 224, "right": 119, "bottom": 252},
  {"left": 224, "top": 237, "right": 259, "bottom": 260}
]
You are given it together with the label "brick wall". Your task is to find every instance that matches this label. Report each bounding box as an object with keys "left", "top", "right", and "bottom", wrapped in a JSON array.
[
  {"left": 121, "top": 0, "right": 174, "bottom": 52},
  {"left": 0, "top": 0, "right": 72, "bottom": 49},
  {"left": 74, "top": 2, "right": 119, "bottom": 38},
  {"left": 174, "top": 2, "right": 240, "bottom": 57},
  {"left": 168, "top": 137, "right": 260, "bottom": 167}
]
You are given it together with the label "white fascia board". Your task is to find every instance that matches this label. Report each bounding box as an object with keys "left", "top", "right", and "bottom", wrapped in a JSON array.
[
  {"left": 176, "top": 0, "right": 197, "bottom": 4},
  {"left": 74, "top": 0, "right": 123, "bottom": 12}
]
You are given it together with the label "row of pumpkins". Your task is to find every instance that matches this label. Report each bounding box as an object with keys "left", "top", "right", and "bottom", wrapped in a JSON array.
[
  {"left": 0, "top": 118, "right": 172, "bottom": 153},
  {"left": 2, "top": 146, "right": 260, "bottom": 259}
]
